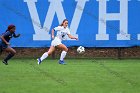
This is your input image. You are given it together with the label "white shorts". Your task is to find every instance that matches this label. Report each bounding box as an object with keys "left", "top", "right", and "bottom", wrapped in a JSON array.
[{"left": 51, "top": 37, "right": 62, "bottom": 47}]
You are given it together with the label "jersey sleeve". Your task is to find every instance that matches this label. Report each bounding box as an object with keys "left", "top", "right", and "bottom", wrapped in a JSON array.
[
  {"left": 13, "top": 32, "right": 19, "bottom": 38},
  {"left": 53, "top": 26, "right": 63, "bottom": 31},
  {"left": 3, "top": 31, "right": 10, "bottom": 38},
  {"left": 67, "top": 28, "right": 70, "bottom": 34}
]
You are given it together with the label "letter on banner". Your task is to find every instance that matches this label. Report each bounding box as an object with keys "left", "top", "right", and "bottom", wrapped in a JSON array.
[
  {"left": 96, "top": 0, "right": 130, "bottom": 40},
  {"left": 24, "top": 0, "right": 88, "bottom": 40},
  {"left": 68, "top": 0, "right": 89, "bottom": 40},
  {"left": 24, "top": 0, "right": 66, "bottom": 40}
]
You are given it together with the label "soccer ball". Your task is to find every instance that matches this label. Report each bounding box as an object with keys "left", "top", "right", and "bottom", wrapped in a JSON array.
[{"left": 77, "top": 46, "right": 85, "bottom": 54}]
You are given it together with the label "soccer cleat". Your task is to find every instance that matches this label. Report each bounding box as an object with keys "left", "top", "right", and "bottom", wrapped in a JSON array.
[
  {"left": 2, "top": 60, "right": 8, "bottom": 65},
  {"left": 37, "top": 58, "right": 42, "bottom": 65},
  {"left": 59, "top": 60, "right": 66, "bottom": 65}
]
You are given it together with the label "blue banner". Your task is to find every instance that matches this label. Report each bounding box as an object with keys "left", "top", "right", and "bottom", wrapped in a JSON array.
[{"left": 0, "top": 0, "right": 140, "bottom": 47}]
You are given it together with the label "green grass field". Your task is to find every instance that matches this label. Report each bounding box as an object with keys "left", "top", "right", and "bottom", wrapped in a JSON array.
[{"left": 0, "top": 59, "right": 140, "bottom": 93}]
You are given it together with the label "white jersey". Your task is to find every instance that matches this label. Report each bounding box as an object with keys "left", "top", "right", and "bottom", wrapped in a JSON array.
[{"left": 53, "top": 26, "right": 70, "bottom": 41}]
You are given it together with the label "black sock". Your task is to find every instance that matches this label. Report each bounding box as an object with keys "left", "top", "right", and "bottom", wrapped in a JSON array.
[{"left": 4, "top": 53, "right": 15, "bottom": 62}]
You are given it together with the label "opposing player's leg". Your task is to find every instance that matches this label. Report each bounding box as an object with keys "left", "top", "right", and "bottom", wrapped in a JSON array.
[
  {"left": 2, "top": 46, "right": 16, "bottom": 65},
  {"left": 56, "top": 44, "right": 68, "bottom": 64},
  {"left": 0, "top": 42, "right": 3, "bottom": 55},
  {"left": 0, "top": 45, "right": 2, "bottom": 55},
  {"left": 37, "top": 46, "right": 55, "bottom": 65}
]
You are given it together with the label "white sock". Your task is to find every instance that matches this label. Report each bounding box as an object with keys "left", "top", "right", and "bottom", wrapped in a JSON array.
[
  {"left": 40, "top": 52, "right": 48, "bottom": 61},
  {"left": 60, "top": 51, "right": 67, "bottom": 61}
]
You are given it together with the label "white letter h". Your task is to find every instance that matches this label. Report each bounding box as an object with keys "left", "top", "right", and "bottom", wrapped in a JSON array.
[{"left": 96, "top": 0, "right": 130, "bottom": 40}]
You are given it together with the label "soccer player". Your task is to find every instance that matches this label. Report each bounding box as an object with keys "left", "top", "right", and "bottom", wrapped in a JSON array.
[
  {"left": 37, "top": 19, "right": 78, "bottom": 65},
  {"left": 0, "top": 25, "right": 20, "bottom": 65}
]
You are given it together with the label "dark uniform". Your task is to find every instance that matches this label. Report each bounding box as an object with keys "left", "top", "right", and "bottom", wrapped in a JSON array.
[{"left": 0, "top": 31, "right": 18, "bottom": 52}]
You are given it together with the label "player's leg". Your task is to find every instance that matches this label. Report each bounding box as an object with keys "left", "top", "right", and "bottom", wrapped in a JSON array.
[
  {"left": 2, "top": 46, "right": 16, "bottom": 65},
  {"left": 0, "top": 42, "right": 3, "bottom": 55},
  {"left": 56, "top": 44, "right": 68, "bottom": 64},
  {"left": 40, "top": 46, "right": 55, "bottom": 61},
  {"left": 0, "top": 45, "right": 2, "bottom": 55},
  {"left": 37, "top": 46, "right": 55, "bottom": 65}
]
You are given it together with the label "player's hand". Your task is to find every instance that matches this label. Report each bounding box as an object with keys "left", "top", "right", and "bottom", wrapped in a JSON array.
[
  {"left": 75, "top": 37, "right": 78, "bottom": 40},
  {"left": 17, "top": 34, "right": 20, "bottom": 37},
  {"left": 6, "top": 42, "right": 10, "bottom": 45},
  {"left": 52, "top": 36, "right": 54, "bottom": 39}
]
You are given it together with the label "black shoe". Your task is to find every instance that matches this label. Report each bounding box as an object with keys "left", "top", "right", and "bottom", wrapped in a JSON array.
[{"left": 2, "top": 60, "right": 8, "bottom": 65}]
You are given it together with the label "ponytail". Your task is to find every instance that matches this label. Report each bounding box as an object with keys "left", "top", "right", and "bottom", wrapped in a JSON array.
[{"left": 5, "top": 29, "right": 8, "bottom": 32}]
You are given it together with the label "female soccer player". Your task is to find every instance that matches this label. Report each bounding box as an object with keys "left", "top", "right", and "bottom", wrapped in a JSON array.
[
  {"left": 0, "top": 25, "right": 20, "bottom": 65},
  {"left": 37, "top": 19, "right": 78, "bottom": 65}
]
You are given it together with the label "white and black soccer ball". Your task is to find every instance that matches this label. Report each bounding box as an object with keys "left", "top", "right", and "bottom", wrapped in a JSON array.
[{"left": 77, "top": 46, "right": 85, "bottom": 54}]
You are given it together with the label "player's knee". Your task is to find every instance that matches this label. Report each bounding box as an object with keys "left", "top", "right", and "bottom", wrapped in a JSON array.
[
  {"left": 64, "top": 48, "right": 68, "bottom": 52},
  {"left": 12, "top": 50, "right": 16, "bottom": 55}
]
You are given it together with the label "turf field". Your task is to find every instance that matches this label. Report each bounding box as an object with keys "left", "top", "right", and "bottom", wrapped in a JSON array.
[{"left": 0, "top": 59, "right": 140, "bottom": 93}]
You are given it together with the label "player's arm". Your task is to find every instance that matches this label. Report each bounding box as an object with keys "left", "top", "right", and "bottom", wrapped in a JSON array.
[
  {"left": 67, "top": 34, "right": 78, "bottom": 40},
  {"left": 13, "top": 33, "right": 20, "bottom": 38},
  {"left": 0, "top": 35, "right": 10, "bottom": 45},
  {"left": 51, "top": 29, "right": 55, "bottom": 39}
]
